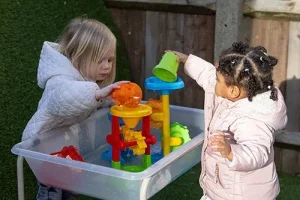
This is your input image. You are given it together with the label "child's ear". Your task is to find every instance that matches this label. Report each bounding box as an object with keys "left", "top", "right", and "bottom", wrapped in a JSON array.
[{"left": 229, "top": 85, "right": 241, "bottom": 99}]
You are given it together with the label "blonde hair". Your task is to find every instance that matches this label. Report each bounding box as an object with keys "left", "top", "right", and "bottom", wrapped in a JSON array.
[{"left": 58, "top": 17, "right": 116, "bottom": 87}]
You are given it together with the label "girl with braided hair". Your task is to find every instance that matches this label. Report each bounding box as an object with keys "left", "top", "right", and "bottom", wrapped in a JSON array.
[{"left": 168, "top": 41, "right": 287, "bottom": 200}]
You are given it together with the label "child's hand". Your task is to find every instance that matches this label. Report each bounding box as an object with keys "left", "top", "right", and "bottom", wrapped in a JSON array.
[
  {"left": 95, "top": 81, "right": 129, "bottom": 101},
  {"left": 209, "top": 131, "right": 233, "bottom": 161},
  {"left": 165, "top": 50, "right": 188, "bottom": 63}
]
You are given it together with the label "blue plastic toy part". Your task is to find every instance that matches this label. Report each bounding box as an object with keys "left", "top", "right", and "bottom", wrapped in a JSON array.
[
  {"left": 151, "top": 151, "right": 163, "bottom": 164},
  {"left": 107, "top": 112, "right": 125, "bottom": 126},
  {"left": 121, "top": 148, "right": 134, "bottom": 160},
  {"left": 144, "top": 76, "right": 184, "bottom": 95},
  {"left": 101, "top": 145, "right": 125, "bottom": 163},
  {"left": 101, "top": 146, "right": 134, "bottom": 164}
]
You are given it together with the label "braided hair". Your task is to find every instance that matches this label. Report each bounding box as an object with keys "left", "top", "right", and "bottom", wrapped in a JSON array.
[{"left": 217, "top": 42, "right": 278, "bottom": 101}]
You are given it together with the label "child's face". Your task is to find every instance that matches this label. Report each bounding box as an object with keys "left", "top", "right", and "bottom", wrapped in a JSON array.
[
  {"left": 215, "top": 60, "right": 248, "bottom": 101},
  {"left": 90, "top": 48, "right": 115, "bottom": 81},
  {"left": 215, "top": 71, "right": 231, "bottom": 99},
  {"left": 215, "top": 71, "right": 247, "bottom": 102}
]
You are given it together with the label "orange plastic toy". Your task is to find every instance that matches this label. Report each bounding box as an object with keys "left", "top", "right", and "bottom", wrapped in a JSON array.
[
  {"left": 145, "top": 99, "right": 163, "bottom": 129},
  {"left": 112, "top": 82, "right": 142, "bottom": 108}
]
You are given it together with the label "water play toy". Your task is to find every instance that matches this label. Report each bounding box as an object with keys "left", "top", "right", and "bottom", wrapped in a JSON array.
[
  {"left": 103, "top": 52, "right": 190, "bottom": 172},
  {"left": 152, "top": 52, "right": 179, "bottom": 82},
  {"left": 144, "top": 76, "right": 184, "bottom": 156},
  {"left": 107, "top": 83, "right": 156, "bottom": 172}
]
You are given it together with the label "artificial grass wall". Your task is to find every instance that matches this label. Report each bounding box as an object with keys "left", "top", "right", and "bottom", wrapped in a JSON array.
[
  {"left": 0, "top": 0, "right": 130, "bottom": 199},
  {"left": 1, "top": 1, "right": 300, "bottom": 200}
]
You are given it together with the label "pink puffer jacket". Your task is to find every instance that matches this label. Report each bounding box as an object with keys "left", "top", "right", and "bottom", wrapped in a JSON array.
[{"left": 184, "top": 55, "right": 287, "bottom": 200}]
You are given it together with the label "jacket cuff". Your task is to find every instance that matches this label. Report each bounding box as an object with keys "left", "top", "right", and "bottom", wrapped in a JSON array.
[{"left": 226, "top": 144, "right": 239, "bottom": 170}]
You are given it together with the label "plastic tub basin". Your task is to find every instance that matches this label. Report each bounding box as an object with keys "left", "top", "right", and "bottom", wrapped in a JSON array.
[{"left": 11, "top": 104, "right": 204, "bottom": 200}]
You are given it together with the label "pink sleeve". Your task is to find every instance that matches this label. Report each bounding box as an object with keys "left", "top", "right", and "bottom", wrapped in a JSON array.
[
  {"left": 184, "top": 54, "right": 216, "bottom": 91},
  {"left": 226, "top": 118, "right": 274, "bottom": 172}
]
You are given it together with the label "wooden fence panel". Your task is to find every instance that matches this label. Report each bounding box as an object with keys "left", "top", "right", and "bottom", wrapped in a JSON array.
[
  {"left": 109, "top": 9, "right": 146, "bottom": 89},
  {"left": 110, "top": 9, "right": 215, "bottom": 108},
  {"left": 286, "top": 22, "right": 300, "bottom": 131},
  {"left": 248, "top": 18, "right": 290, "bottom": 95},
  {"left": 109, "top": 9, "right": 290, "bottom": 110}
]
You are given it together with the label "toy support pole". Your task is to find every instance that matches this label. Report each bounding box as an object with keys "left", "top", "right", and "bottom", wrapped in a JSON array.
[
  {"left": 162, "top": 94, "right": 170, "bottom": 156},
  {"left": 142, "top": 116, "right": 151, "bottom": 155},
  {"left": 111, "top": 115, "right": 121, "bottom": 169},
  {"left": 142, "top": 115, "right": 152, "bottom": 168}
]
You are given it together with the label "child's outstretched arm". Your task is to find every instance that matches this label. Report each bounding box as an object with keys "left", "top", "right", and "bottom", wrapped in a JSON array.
[
  {"left": 167, "top": 50, "right": 216, "bottom": 91},
  {"left": 47, "top": 77, "right": 127, "bottom": 117}
]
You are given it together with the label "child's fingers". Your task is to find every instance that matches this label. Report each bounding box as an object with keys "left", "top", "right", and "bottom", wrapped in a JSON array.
[
  {"left": 105, "top": 95, "right": 112, "bottom": 100},
  {"left": 111, "top": 81, "right": 130, "bottom": 89},
  {"left": 210, "top": 141, "right": 223, "bottom": 147},
  {"left": 210, "top": 142, "right": 226, "bottom": 150},
  {"left": 210, "top": 135, "right": 225, "bottom": 142},
  {"left": 178, "top": 57, "right": 185, "bottom": 62},
  {"left": 211, "top": 135, "right": 225, "bottom": 140},
  {"left": 111, "top": 85, "right": 121, "bottom": 89},
  {"left": 210, "top": 146, "right": 223, "bottom": 152},
  {"left": 115, "top": 80, "right": 130, "bottom": 85}
]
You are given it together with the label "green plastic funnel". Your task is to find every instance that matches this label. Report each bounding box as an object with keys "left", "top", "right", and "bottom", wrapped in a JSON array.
[{"left": 152, "top": 52, "right": 179, "bottom": 82}]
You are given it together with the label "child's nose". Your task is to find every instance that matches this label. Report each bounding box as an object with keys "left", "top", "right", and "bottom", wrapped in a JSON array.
[{"left": 102, "top": 61, "right": 110, "bottom": 69}]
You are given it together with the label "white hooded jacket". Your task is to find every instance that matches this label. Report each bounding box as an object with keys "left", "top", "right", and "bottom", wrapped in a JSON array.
[{"left": 22, "top": 42, "right": 110, "bottom": 141}]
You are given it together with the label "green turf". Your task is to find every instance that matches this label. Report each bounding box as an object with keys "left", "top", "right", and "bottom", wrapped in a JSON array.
[
  {"left": 1, "top": 1, "right": 300, "bottom": 200},
  {"left": 0, "top": 1, "right": 130, "bottom": 199}
]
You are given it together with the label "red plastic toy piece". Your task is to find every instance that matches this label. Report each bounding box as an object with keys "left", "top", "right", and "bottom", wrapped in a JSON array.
[
  {"left": 51, "top": 145, "right": 84, "bottom": 162},
  {"left": 39, "top": 145, "right": 84, "bottom": 188},
  {"left": 106, "top": 115, "right": 121, "bottom": 162}
]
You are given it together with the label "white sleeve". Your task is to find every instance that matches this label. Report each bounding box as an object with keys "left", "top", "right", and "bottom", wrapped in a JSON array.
[
  {"left": 184, "top": 54, "right": 216, "bottom": 91},
  {"left": 47, "top": 79, "right": 101, "bottom": 117}
]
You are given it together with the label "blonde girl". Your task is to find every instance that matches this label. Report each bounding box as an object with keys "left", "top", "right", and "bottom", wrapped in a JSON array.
[{"left": 22, "top": 17, "right": 128, "bottom": 200}]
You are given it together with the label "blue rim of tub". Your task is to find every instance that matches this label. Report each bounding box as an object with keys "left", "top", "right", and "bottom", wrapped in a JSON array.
[{"left": 144, "top": 76, "right": 184, "bottom": 95}]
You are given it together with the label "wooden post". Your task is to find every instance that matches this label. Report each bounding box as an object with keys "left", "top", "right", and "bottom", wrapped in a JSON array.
[
  {"left": 214, "top": 0, "right": 244, "bottom": 61},
  {"left": 286, "top": 22, "right": 300, "bottom": 132},
  {"left": 144, "top": 11, "right": 160, "bottom": 100}
]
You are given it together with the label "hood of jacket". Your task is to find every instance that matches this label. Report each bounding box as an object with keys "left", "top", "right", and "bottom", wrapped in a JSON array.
[
  {"left": 227, "top": 88, "right": 287, "bottom": 131},
  {"left": 37, "top": 41, "right": 84, "bottom": 89}
]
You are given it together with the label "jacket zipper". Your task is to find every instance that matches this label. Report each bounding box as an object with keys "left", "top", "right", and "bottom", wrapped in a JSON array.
[{"left": 215, "top": 163, "right": 219, "bottom": 184}]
